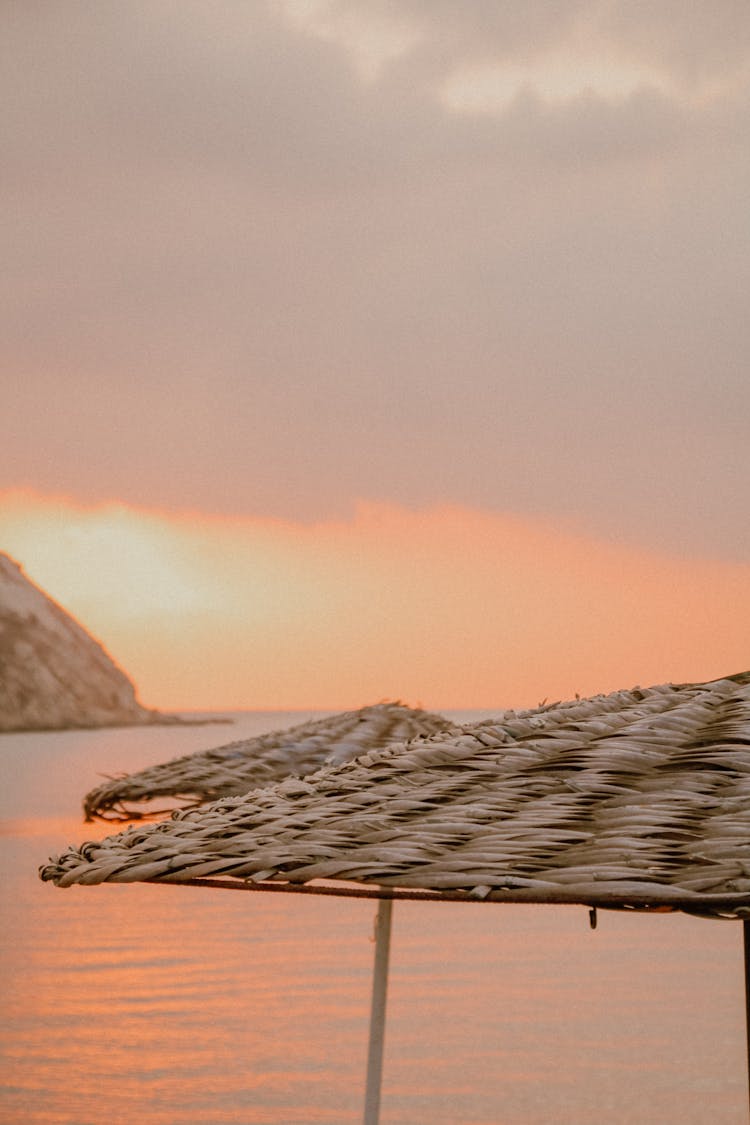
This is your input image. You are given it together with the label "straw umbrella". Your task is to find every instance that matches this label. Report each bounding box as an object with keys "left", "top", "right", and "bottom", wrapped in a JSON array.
[
  {"left": 42, "top": 673, "right": 750, "bottom": 1123},
  {"left": 82, "top": 701, "right": 455, "bottom": 821}
]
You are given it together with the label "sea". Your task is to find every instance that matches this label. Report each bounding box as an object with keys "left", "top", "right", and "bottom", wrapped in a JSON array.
[{"left": 1, "top": 712, "right": 747, "bottom": 1125}]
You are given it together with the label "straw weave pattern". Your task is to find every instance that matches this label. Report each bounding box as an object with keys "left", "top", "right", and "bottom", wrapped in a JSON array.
[
  {"left": 43, "top": 675, "right": 750, "bottom": 915},
  {"left": 83, "top": 702, "right": 454, "bottom": 820}
]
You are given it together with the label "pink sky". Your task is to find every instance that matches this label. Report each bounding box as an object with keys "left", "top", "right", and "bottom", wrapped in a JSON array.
[
  {"left": 1, "top": 4, "right": 748, "bottom": 708},
  {"left": 1, "top": 490, "right": 747, "bottom": 710}
]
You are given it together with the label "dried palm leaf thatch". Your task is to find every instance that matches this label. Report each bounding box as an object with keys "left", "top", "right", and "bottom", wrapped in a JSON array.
[
  {"left": 44, "top": 674, "right": 750, "bottom": 917},
  {"left": 83, "top": 702, "right": 455, "bottom": 821}
]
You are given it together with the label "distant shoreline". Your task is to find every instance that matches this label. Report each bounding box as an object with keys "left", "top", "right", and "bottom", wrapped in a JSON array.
[{"left": 0, "top": 712, "right": 235, "bottom": 735}]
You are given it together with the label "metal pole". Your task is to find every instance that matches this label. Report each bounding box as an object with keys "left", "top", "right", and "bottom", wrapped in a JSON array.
[
  {"left": 744, "top": 920, "right": 750, "bottom": 1117},
  {"left": 364, "top": 897, "right": 393, "bottom": 1125}
]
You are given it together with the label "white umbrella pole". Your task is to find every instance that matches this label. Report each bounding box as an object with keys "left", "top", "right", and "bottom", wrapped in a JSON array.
[{"left": 363, "top": 897, "right": 393, "bottom": 1125}]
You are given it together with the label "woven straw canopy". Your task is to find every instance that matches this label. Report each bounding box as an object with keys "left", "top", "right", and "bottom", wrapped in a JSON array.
[
  {"left": 82, "top": 702, "right": 454, "bottom": 821},
  {"left": 43, "top": 674, "right": 750, "bottom": 918}
]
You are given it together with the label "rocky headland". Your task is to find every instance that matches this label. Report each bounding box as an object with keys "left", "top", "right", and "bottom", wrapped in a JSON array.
[{"left": 0, "top": 552, "right": 185, "bottom": 732}]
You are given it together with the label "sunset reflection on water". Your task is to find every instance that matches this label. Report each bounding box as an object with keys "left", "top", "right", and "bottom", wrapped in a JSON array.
[{"left": 1, "top": 716, "right": 747, "bottom": 1124}]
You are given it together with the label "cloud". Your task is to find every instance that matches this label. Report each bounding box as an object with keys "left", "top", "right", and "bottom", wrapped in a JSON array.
[
  {"left": 1, "top": 3, "right": 748, "bottom": 560},
  {"left": 293, "top": 1, "right": 750, "bottom": 97}
]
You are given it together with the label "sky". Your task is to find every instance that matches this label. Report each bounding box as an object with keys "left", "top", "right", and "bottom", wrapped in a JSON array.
[{"left": 1, "top": 2, "right": 748, "bottom": 710}]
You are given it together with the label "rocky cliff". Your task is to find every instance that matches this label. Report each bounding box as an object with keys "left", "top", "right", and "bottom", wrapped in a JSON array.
[{"left": 0, "top": 552, "right": 177, "bottom": 732}]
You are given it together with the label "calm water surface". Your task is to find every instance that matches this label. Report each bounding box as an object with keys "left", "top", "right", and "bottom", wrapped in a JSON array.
[{"left": 1, "top": 713, "right": 747, "bottom": 1124}]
